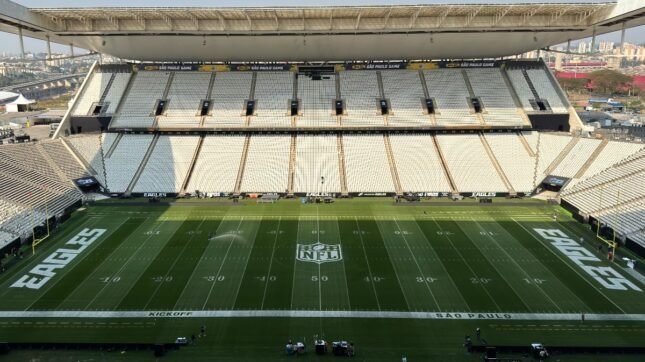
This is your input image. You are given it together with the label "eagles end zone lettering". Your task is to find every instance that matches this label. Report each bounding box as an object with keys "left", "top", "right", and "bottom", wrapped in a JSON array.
[
  {"left": 534, "top": 228, "right": 641, "bottom": 292},
  {"left": 11, "top": 228, "right": 106, "bottom": 290}
]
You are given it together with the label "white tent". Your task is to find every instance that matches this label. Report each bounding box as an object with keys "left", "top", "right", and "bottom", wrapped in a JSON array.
[
  {"left": 0, "top": 91, "right": 19, "bottom": 104},
  {"left": 6, "top": 94, "right": 35, "bottom": 113}
]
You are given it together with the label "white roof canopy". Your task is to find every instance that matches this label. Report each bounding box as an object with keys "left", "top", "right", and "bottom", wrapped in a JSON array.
[
  {"left": 8, "top": 94, "right": 35, "bottom": 105},
  {"left": 0, "top": 1, "right": 643, "bottom": 61}
]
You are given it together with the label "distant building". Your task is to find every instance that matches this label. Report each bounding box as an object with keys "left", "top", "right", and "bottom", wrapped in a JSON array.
[
  {"left": 598, "top": 41, "right": 614, "bottom": 53},
  {"left": 614, "top": 43, "right": 645, "bottom": 62},
  {"left": 577, "top": 42, "right": 589, "bottom": 54}
]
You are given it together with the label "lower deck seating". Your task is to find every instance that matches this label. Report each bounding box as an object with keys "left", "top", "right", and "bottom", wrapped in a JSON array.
[
  {"left": 186, "top": 135, "right": 246, "bottom": 194},
  {"left": 241, "top": 135, "right": 291, "bottom": 193},
  {"left": 388, "top": 134, "right": 451, "bottom": 192},
  {"left": 535, "top": 133, "right": 571, "bottom": 177},
  {"left": 483, "top": 133, "right": 536, "bottom": 193},
  {"left": 294, "top": 134, "right": 342, "bottom": 193},
  {"left": 0, "top": 142, "right": 82, "bottom": 238},
  {"left": 133, "top": 136, "right": 200, "bottom": 193},
  {"left": 551, "top": 138, "right": 602, "bottom": 178},
  {"left": 104, "top": 134, "right": 154, "bottom": 193},
  {"left": 39, "top": 140, "right": 89, "bottom": 181},
  {"left": 66, "top": 134, "right": 107, "bottom": 186},
  {"left": 436, "top": 134, "right": 506, "bottom": 192},
  {"left": 343, "top": 134, "right": 395, "bottom": 192}
]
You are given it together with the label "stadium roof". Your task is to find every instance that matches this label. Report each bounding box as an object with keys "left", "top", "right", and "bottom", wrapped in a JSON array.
[{"left": 1, "top": 0, "right": 644, "bottom": 61}]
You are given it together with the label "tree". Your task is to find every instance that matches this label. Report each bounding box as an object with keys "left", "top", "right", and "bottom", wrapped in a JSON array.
[
  {"left": 626, "top": 99, "right": 643, "bottom": 112},
  {"left": 587, "top": 70, "right": 633, "bottom": 95},
  {"left": 558, "top": 77, "right": 589, "bottom": 94}
]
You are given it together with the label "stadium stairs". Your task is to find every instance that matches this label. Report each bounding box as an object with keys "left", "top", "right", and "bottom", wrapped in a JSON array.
[
  {"left": 430, "top": 134, "right": 458, "bottom": 195},
  {"left": 336, "top": 134, "right": 349, "bottom": 196},
  {"left": 383, "top": 134, "right": 403, "bottom": 196},
  {"left": 179, "top": 134, "right": 205, "bottom": 197},
  {"left": 517, "top": 131, "right": 536, "bottom": 158},
  {"left": 417, "top": 70, "right": 438, "bottom": 126},
  {"left": 233, "top": 135, "right": 252, "bottom": 196},
  {"left": 108, "top": 71, "right": 138, "bottom": 129},
  {"left": 574, "top": 139, "right": 609, "bottom": 179},
  {"left": 152, "top": 72, "right": 176, "bottom": 128},
  {"left": 103, "top": 133, "right": 123, "bottom": 159},
  {"left": 543, "top": 136, "right": 580, "bottom": 176},
  {"left": 98, "top": 73, "right": 117, "bottom": 104},
  {"left": 287, "top": 134, "right": 297, "bottom": 197},
  {"left": 35, "top": 144, "right": 74, "bottom": 185},
  {"left": 125, "top": 134, "right": 159, "bottom": 196},
  {"left": 500, "top": 67, "right": 532, "bottom": 127},
  {"left": 60, "top": 137, "right": 98, "bottom": 176},
  {"left": 460, "top": 70, "right": 487, "bottom": 126},
  {"left": 521, "top": 69, "right": 541, "bottom": 101},
  {"left": 478, "top": 133, "right": 515, "bottom": 195}
]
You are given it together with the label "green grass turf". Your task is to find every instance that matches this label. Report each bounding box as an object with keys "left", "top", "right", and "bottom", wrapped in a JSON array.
[{"left": 0, "top": 198, "right": 643, "bottom": 360}]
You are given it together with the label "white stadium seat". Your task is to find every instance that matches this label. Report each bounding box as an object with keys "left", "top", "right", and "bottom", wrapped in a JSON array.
[
  {"left": 133, "top": 136, "right": 200, "bottom": 193},
  {"left": 294, "top": 134, "right": 342, "bottom": 193},
  {"left": 343, "top": 134, "right": 395, "bottom": 192}
]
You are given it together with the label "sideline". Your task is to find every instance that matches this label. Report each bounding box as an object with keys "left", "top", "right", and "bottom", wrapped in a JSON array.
[{"left": 0, "top": 310, "right": 644, "bottom": 321}]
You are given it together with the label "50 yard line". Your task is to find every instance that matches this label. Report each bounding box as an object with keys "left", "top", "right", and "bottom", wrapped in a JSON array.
[{"left": 317, "top": 207, "right": 322, "bottom": 311}]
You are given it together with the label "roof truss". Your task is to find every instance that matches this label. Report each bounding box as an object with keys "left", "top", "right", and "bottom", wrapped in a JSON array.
[{"left": 30, "top": 3, "right": 619, "bottom": 34}]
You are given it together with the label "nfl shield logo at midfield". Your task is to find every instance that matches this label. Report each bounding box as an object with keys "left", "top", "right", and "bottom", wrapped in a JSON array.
[{"left": 296, "top": 243, "right": 343, "bottom": 264}]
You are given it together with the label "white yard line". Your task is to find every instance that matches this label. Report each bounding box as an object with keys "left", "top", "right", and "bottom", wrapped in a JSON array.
[
  {"left": 2, "top": 309, "right": 643, "bottom": 322},
  {"left": 171, "top": 218, "right": 227, "bottom": 310},
  {"left": 23, "top": 217, "right": 128, "bottom": 311},
  {"left": 260, "top": 217, "right": 282, "bottom": 310},
  {"left": 482, "top": 218, "right": 595, "bottom": 311},
  {"left": 229, "top": 217, "right": 262, "bottom": 310},
  {"left": 329, "top": 216, "right": 352, "bottom": 311},
  {"left": 201, "top": 217, "right": 245, "bottom": 310},
  {"left": 511, "top": 218, "right": 627, "bottom": 314},
  {"left": 289, "top": 217, "right": 301, "bottom": 310},
  {"left": 81, "top": 217, "right": 169, "bottom": 310},
  {"left": 411, "top": 217, "right": 471, "bottom": 312},
  {"left": 0, "top": 216, "right": 100, "bottom": 296},
  {"left": 316, "top": 209, "right": 322, "bottom": 311},
  {"left": 429, "top": 219, "right": 504, "bottom": 311},
  {"left": 393, "top": 218, "right": 442, "bottom": 312},
  {"left": 374, "top": 220, "right": 413, "bottom": 311},
  {"left": 142, "top": 217, "right": 207, "bottom": 310},
  {"left": 556, "top": 221, "right": 645, "bottom": 288},
  {"left": 355, "top": 217, "right": 381, "bottom": 311},
  {"left": 468, "top": 217, "right": 564, "bottom": 313}
]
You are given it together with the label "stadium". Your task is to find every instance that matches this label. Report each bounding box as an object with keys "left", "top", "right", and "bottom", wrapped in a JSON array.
[{"left": 0, "top": 0, "right": 644, "bottom": 360}]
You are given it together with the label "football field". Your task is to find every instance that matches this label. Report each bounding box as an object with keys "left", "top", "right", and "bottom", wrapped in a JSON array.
[{"left": 0, "top": 199, "right": 643, "bottom": 360}]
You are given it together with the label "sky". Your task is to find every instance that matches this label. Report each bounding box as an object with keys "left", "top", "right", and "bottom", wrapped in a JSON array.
[{"left": 0, "top": 0, "right": 642, "bottom": 55}]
